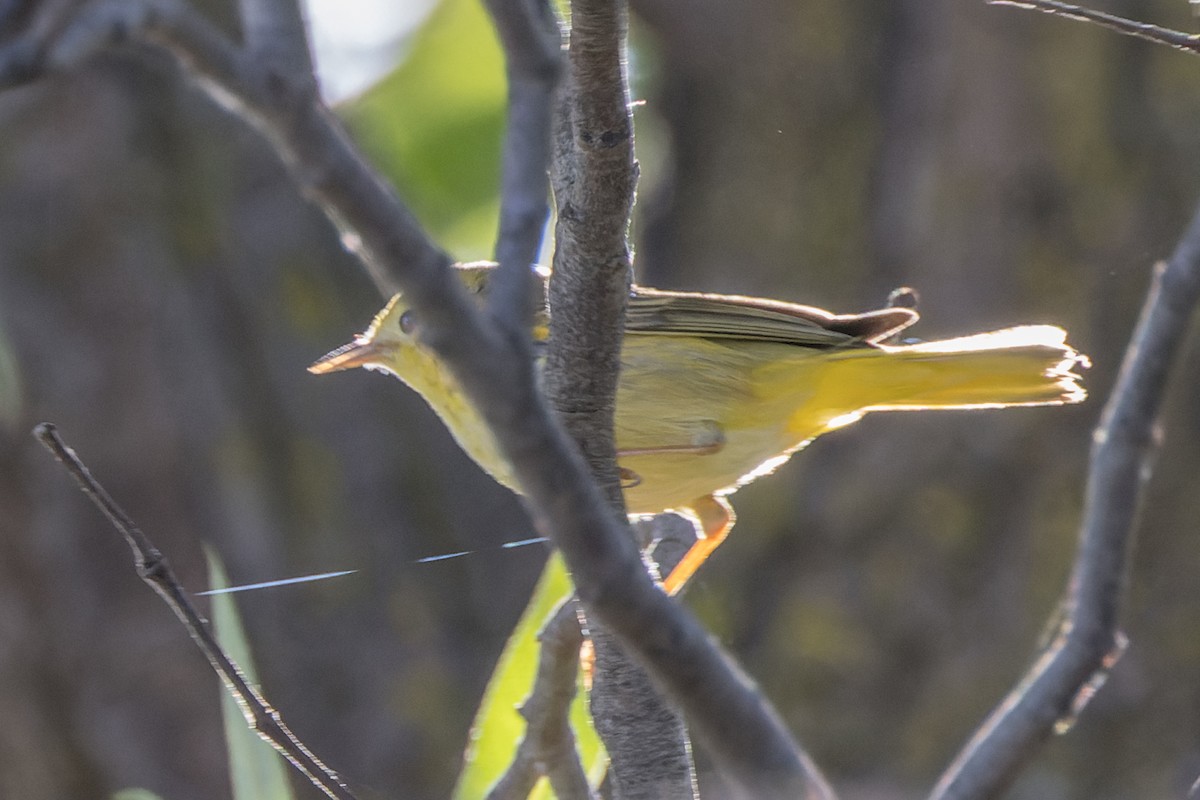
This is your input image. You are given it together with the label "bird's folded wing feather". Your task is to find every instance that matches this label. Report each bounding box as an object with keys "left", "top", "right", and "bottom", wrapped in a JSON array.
[{"left": 624, "top": 286, "right": 918, "bottom": 347}]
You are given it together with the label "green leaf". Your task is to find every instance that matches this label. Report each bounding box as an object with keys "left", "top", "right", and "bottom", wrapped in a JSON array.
[
  {"left": 453, "top": 553, "right": 606, "bottom": 799},
  {"left": 0, "top": 322, "right": 22, "bottom": 433},
  {"left": 110, "top": 790, "right": 166, "bottom": 800},
  {"left": 205, "top": 546, "right": 296, "bottom": 800},
  {"left": 342, "top": 0, "right": 507, "bottom": 260}
]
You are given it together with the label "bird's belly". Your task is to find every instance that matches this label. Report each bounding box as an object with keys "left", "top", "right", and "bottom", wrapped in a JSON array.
[
  {"left": 612, "top": 337, "right": 822, "bottom": 514},
  {"left": 616, "top": 424, "right": 803, "bottom": 515}
]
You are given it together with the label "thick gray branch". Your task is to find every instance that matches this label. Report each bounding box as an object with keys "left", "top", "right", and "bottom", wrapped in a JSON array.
[
  {"left": 547, "top": 0, "right": 635, "bottom": 476},
  {"left": 545, "top": 3, "right": 692, "bottom": 798},
  {"left": 476, "top": 4, "right": 601, "bottom": 795},
  {"left": 237, "top": 0, "right": 313, "bottom": 81},
  {"left": 930, "top": 203, "right": 1200, "bottom": 799},
  {"left": 544, "top": 2, "right": 832, "bottom": 799}
]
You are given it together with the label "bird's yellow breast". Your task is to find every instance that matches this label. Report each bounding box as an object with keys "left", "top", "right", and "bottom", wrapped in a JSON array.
[
  {"left": 614, "top": 334, "right": 838, "bottom": 514},
  {"left": 394, "top": 331, "right": 842, "bottom": 517},
  {"left": 383, "top": 320, "right": 1082, "bottom": 520},
  {"left": 378, "top": 346, "right": 521, "bottom": 493}
]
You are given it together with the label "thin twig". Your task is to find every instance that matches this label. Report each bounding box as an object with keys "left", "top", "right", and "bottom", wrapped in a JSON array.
[
  {"left": 32, "top": 423, "right": 357, "bottom": 800},
  {"left": 43, "top": 0, "right": 445, "bottom": 299},
  {"left": 989, "top": 0, "right": 1200, "bottom": 56},
  {"left": 483, "top": 523, "right": 699, "bottom": 800},
  {"left": 486, "top": 601, "right": 596, "bottom": 800},
  {"left": 482, "top": 0, "right": 562, "bottom": 333},
  {"left": 930, "top": 204, "right": 1200, "bottom": 799}
]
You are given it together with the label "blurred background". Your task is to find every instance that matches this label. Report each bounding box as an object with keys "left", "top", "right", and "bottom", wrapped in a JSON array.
[{"left": 2, "top": 0, "right": 1199, "bottom": 798}]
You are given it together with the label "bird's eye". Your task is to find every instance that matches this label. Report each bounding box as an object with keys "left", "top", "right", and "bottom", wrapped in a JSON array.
[{"left": 399, "top": 310, "right": 416, "bottom": 335}]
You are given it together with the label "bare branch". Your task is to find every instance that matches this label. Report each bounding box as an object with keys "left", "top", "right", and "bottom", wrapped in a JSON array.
[
  {"left": 486, "top": 602, "right": 596, "bottom": 800},
  {"left": 474, "top": 5, "right": 599, "bottom": 795},
  {"left": 547, "top": 0, "right": 635, "bottom": 485},
  {"left": 989, "top": 0, "right": 1200, "bottom": 56},
  {"left": 930, "top": 204, "right": 1200, "bottom": 799},
  {"left": 482, "top": 0, "right": 563, "bottom": 332},
  {"left": 32, "top": 423, "right": 357, "bottom": 800},
  {"left": 237, "top": 0, "right": 313, "bottom": 81},
  {"left": 13, "top": 2, "right": 833, "bottom": 796},
  {"left": 544, "top": 3, "right": 695, "bottom": 798},
  {"left": 543, "top": 2, "right": 832, "bottom": 798},
  {"left": 42, "top": 0, "right": 446, "bottom": 299},
  {"left": 0, "top": 0, "right": 83, "bottom": 87}
]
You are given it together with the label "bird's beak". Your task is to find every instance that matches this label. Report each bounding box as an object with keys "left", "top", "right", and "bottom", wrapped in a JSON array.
[{"left": 308, "top": 337, "right": 386, "bottom": 374}]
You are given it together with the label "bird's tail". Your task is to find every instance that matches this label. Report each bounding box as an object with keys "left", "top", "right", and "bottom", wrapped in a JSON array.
[
  {"left": 779, "top": 325, "right": 1088, "bottom": 437},
  {"left": 837, "top": 325, "right": 1088, "bottom": 411}
]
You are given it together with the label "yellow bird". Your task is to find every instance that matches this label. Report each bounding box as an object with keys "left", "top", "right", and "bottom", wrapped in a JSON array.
[{"left": 311, "top": 262, "right": 1086, "bottom": 593}]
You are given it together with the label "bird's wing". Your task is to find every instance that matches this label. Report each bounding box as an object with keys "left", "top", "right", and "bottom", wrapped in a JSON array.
[{"left": 624, "top": 286, "right": 917, "bottom": 348}]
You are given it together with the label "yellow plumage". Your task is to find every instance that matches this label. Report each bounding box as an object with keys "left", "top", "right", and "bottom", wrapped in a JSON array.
[{"left": 311, "top": 262, "right": 1087, "bottom": 592}]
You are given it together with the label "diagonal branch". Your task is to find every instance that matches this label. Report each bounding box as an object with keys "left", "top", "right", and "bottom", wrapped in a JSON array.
[
  {"left": 44, "top": 0, "right": 447, "bottom": 300},
  {"left": 988, "top": 0, "right": 1200, "bottom": 56},
  {"left": 485, "top": 602, "right": 595, "bottom": 800},
  {"left": 482, "top": 0, "right": 563, "bottom": 333},
  {"left": 546, "top": 3, "right": 697, "bottom": 798},
  {"left": 930, "top": 203, "right": 1200, "bottom": 799},
  {"left": 236, "top": 0, "right": 313, "bottom": 80},
  {"left": 10, "top": 2, "right": 832, "bottom": 797},
  {"left": 33, "top": 424, "right": 357, "bottom": 800}
]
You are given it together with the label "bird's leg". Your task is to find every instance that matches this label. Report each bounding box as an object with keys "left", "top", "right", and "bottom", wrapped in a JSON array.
[
  {"left": 616, "top": 429, "right": 727, "bottom": 593},
  {"left": 662, "top": 494, "right": 735, "bottom": 595},
  {"left": 616, "top": 441, "right": 724, "bottom": 457}
]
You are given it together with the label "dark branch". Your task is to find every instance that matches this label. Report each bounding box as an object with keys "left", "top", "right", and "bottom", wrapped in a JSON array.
[
  {"left": 930, "top": 203, "right": 1200, "bottom": 799},
  {"left": 15, "top": 2, "right": 833, "bottom": 796},
  {"left": 475, "top": 3, "right": 595, "bottom": 794},
  {"left": 989, "top": 0, "right": 1200, "bottom": 56},
  {"left": 543, "top": 2, "right": 832, "bottom": 799},
  {"left": 44, "top": 0, "right": 446, "bottom": 299},
  {"left": 236, "top": 0, "right": 313, "bottom": 81},
  {"left": 547, "top": 0, "right": 635, "bottom": 478},
  {"left": 482, "top": 0, "right": 563, "bottom": 333},
  {"left": 33, "top": 423, "right": 357, "bottom": 800},
  {"left": 545, "top": 3, "right": 693, "bottom": 798},
  {"left": 486, "top": 602, "right": 596, "bottom": 800}
]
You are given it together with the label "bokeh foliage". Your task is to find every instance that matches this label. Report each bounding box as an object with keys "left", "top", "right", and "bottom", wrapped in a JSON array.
[{"left": 342, "top": 0, "right": 507, "bottom": 260}]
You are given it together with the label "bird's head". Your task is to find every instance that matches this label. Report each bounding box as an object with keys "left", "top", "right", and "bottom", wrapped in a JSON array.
[
  {"left": 308, "top": 292, "right": 417, "bottom": 378},
  {"left": 307, "top": 262, "right": 543, "bottom": 383},
  {"left": 308, "top": 263, "right": 497, "bottom": 381}
]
